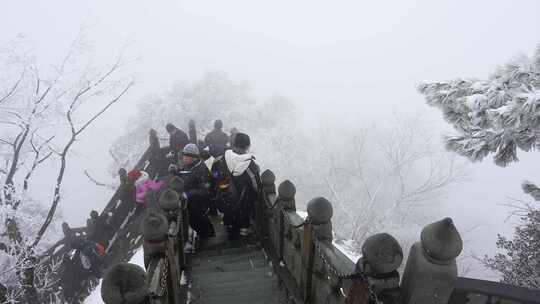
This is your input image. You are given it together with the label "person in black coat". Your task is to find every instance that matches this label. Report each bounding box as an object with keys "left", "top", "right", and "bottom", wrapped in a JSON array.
[
  {"left": 165, "top": 123, "right": 190, "bottom": 161},
  {"left": 170, "top": 143, "right": 215, "bottom": 239},
  {"left": 216, "top": 133, "right": 261, "bottom": 240},
  {"left": 204, "top": 119, "right": 230, "bottom": 157}
]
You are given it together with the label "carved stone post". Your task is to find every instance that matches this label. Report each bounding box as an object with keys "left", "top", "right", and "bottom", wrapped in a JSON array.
[
  {"left": 158, "top": 189, "right": 182, "bottom": 303},
  {"left": 306, "top": 197, "right": 333, "bottom": 242},
  {"left": 399, "top": 217, "right": 463, "bottom": 304},
  {"left": 148, "top": 129, "right": 160, "bottom": 177},
  {"left": 277, "top": 180, "right": 296, "bottom": 261},
  {"left": 258, "top": 170, "right": 276, "bottom": 236},
  {"left": 261, "top": 169, "right": 276, "bottom": 196},
  {"left": 303, "top": 197, "right": 333, "bottom": 303},
  {"left": 101, "top": 263, "right": 147, "bottom": 304},
  {"left": 158, "top": 190, "right": 184, "bottom": 263},
  {"left": 348, "top": 233, "right": 403, "bottom": 304},
  {"left": 118, "top": 168, "right": 128, "bottom": 185},
  {"left": 188, "top": 119, "right": 197, "bottom": 144},
  {"left": 140, "top": 212, "right": 169, "bottom": 269},
  {"left": 278, "top": 180, "right": 296, "bottom": 211},
  {"left": 168, "top": 176, "right": 188, "bottom": 243}
]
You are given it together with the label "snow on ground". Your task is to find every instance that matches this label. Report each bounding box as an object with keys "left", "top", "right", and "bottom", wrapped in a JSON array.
[
  {"left": 333, "top": 239, "right": 361, "bottom": 262},
  {"left": 85, "top": 248, "right": 145, "bottom": 304},
  {"left": 297, "top": 209, "right": 360, "bottom": 263}
]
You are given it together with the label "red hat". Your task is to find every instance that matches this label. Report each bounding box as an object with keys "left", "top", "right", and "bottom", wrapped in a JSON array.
[{"left": 127, "top": 170, "right": 142, "bottom": 182}]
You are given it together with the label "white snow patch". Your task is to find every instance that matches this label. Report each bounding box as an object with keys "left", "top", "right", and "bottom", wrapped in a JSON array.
[{"left": 333, "top": 239, "right": 361, "bottom": 262}]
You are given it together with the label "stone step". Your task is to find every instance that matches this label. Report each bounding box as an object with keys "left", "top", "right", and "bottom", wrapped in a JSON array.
[
  {"left": 192, "top": 249, "right": 266, "bottom": 267},
  {"left": 192, "top": 258, "right": 269, "bottom": 274}
]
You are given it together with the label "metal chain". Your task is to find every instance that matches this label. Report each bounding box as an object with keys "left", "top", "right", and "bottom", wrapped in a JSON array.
[
  {"left": 278, "top": 207, "right": 381, "bottom": 303},
  {"left": 159, "top": 254, "right": 169, "bottom": 296},
  {"left": 312, "top": 237, "right": 381, "bottom": 304}
]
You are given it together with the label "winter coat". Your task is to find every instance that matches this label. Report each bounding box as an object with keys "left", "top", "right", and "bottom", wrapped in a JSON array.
[
  {"left": 174, "top": 160, "right": 215, "bottom": 238},
  {"left": 176, "top": 160, "right": 211, "bottom": 207},
  {"left": 217, "top": 150, "right": 262, "bottom": 227},
  {"left": 86, "top": 215, "right": 113, "bottom": 245},
  {"left": 135, "top": 180, "right": 164, "bottom": 205},
  {"left": 204, "top": 129, "right": 230, "bottom": 156},
  {"left": 169, "top": 127, "right": 190, "bottom": 153}
]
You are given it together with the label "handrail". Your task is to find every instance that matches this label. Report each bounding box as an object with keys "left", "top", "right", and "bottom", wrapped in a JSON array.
[
  {"left": 45, "top": 144, "right": 156, "bottom": 303},
  {"left": 450, "top": 277, "right": 540, "bottom": 304},
  {"left": 95, "top": 128, "right": 540, "bottom": 304}
]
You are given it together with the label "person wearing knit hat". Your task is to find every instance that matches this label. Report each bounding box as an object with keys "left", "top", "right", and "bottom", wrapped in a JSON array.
[
  {"left": 172, "top": 143, "right": 215, "bottom": 239},
  {"left": 182, "top": 143, "right": 200, "bottom": 159}
]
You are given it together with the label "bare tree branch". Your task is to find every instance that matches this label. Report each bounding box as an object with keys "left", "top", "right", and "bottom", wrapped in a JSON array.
[
  {"left": 32, "top": 79, "right": 133, "bottom": 248},
  {"left": 0, "top": 68, "right": 25, "bottom": 104},
  {"left": 84, "top": 170, "right": 116, "bottom": 190}
]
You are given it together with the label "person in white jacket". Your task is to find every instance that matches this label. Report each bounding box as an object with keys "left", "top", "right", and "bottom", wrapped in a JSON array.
[{"left": 216, "top": 133, "right": 262, "bottom": 240}]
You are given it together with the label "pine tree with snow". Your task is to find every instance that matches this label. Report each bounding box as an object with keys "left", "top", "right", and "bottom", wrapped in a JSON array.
[
  {"left": 417, "top": 46, "right": 540, "bottom": 289},
  {"left": 418, "top": 46, "right": 540, "bottom": 166}
]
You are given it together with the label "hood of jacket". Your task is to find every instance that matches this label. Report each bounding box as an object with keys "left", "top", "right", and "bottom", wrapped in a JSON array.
[{"left": 224, "top": 150, "right": 254, "bottom": 177}]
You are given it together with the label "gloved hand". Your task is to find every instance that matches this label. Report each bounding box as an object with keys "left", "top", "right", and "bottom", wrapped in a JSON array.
[
  {"left": 168, "top": 164, "right": 178, "bottom": 173},
  {"left": 166, "top": 151, "right": 175, "bottom": 159}
]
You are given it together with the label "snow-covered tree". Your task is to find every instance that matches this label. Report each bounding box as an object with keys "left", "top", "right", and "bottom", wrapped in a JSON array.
[
  {"left": 418, "top": 46, "right": 540, "bottom": 288},
  {"left": 300, "top": 116, "right": 467, "bottom": 251},
  {"left": 417, "top": 46, "right": 540, "bottom": 167},
  {"left": 482, "top": 180, "right": 540, "bottom": 289},
  {"left": 0, "top": 33, "right": 134, "bottom": 303}
]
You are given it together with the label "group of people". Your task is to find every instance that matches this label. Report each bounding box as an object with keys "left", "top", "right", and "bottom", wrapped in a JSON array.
[
  {"left": 66, "top": 119, "right": 260, "bottom": 279},
  {"left": 165, "top": 119, "right": 262, "bottom": 241}
]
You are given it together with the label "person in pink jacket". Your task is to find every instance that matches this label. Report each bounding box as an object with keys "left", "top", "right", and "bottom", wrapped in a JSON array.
[{"left": 134, "top": 171, "right": 163, "bottom": 207}]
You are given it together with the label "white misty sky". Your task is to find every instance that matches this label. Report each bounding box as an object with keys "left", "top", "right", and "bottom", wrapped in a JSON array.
[{"left": 1, "top": 0, "right": 539, "bottom": 279}]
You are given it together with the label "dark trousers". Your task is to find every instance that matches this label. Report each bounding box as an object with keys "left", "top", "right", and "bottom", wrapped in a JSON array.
[
  {"left": 222, "top": 200, "right": 252, "bottom": 239},
  {"left": 188, "top": 200, "right": 215, "bottom": 238}
]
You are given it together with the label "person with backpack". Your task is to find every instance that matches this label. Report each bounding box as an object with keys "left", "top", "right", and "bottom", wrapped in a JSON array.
[
  {"left": 216, "top": 133, "right": 262, "bottom": 240},
  {"left": 170, "top": 143, "right": 215, "bottom": 239},
  {"left": 204, "top": 119, "right": 230, "bottom": 157}
]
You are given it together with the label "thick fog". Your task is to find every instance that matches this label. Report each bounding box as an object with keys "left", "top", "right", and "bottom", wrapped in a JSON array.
[{"left": 2, "top": 0, "right": 539, "bottom": 281}]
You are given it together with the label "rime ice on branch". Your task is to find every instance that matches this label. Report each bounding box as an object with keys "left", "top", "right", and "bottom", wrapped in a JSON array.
[{"left": 417, "top": 46, "right": 540, "bottom": 167}]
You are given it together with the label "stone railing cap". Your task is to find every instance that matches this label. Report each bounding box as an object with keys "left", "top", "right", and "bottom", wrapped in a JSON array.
[
  {"left": 140, "top": 212, "right": 168, "bottom": 241},
  {"left": 278, "top": 180, "right": 296, "bottom": 199},
  {"left": 421, "top": 217, "right": 463, "bottom": 261},
  {"left": 101, "top": 262, "right": 147, "bottom": 304},
  {"left": 261, "top": 170, "right": 276, "bottom": 186},
  {"left": 361, "top": 233, "right": 403, "bottom": 274},
  {"left": 159, "top": 189, "right": 180, "bottom": 211},
  {"left": 307, "top": 197, "right": 333, "bottom": 224}
]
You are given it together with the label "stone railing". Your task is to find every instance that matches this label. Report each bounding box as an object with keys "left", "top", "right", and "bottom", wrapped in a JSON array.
[
  {"left": 450, "top": 277, "right": 540, "bottom": 304},
  {"left": 257, "top": 170, "right": 540, "bottom": 304},
  {"left": 44, "top": 129, "right": 170, "bottom": 303},
  {"left": 257, "top": 170, "right": 465, "bottom": 304},
  {"left": 98, "top": 129, "right": 540, "bottom": 304}
]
